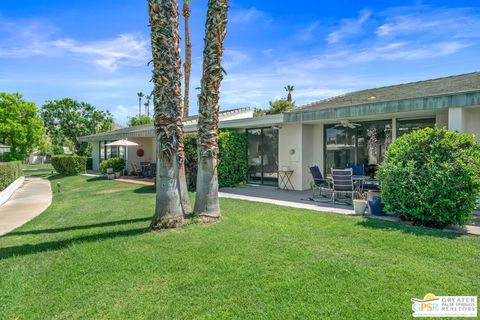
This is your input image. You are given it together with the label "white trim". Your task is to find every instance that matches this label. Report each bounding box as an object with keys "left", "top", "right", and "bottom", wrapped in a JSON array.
[{"left": 0, "top": 176, "right": 25, "bottom": 207}]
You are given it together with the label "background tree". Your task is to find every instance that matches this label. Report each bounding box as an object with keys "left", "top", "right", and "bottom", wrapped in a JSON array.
[
  {"left": 285, "top": 85, "right": 294, "bottom": 102},
  {"left": 127, "top": 115, "right": 153, "bottom": 127},
  {"left": 0, "top": 92, "right": 44, "bottom": 160},
  {"left": 266, "top": 99, "right": 294, "bottom": 115},
  {"left": 137, "top": 92, "right": 145, "bottom": 116},
  {"left": 144, "top": 94, "right": 152, "bottom": 116},
  {"left": 182, "top": 0, "right": 192, "bottom": 118},
  {"left": 194, "top": 0, "right": 229, "bottom": 220},
  {"left": 148, "top": 0, "right": 189, "bottom": 228},
  {"left": 42, "top": 98, "right": 113, "bottom": 156}
]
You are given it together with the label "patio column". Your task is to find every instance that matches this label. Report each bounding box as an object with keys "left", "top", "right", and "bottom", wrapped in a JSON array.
[
  {"left": 391, "top": 118, "right": 397, "bottom": 141},
  {"left": 448, "top": 107, "right": 466, "bottom": 133}
]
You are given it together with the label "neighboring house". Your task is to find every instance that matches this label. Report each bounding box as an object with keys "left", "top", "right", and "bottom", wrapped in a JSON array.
[
  {"left": 0, "top": 144, "right": 11, "bottom": 155},
  {"left": 80, "top": 72, "right": 480, "bottom": 190}
]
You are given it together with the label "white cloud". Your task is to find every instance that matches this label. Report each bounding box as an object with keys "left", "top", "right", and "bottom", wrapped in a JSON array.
[
  {"left": 295, "top": 21, "right": 321, "bottom": 42},
  {"left": 327, "top": 9, "right": 371, "bottom": 44},
  {"left": 376, "top": 7, "right": 480, "bottom": 38},
  {"left": 0, "top": 17, "right": 149, "bottom": 72},
  {"left": 223, "top": 49, "right": 250, "bottom": 69},
  {"left": 229, "top": 7, "right": 271, "bottom": 24},
  {"left": 52, "top": 34, "right": 149, "bottom": 72}
]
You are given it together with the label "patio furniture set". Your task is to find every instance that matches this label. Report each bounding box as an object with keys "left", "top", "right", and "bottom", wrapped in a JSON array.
[
  {"left": 131, "top": 162, "right": 156, "bottom": 178},
  {"left": 309, "top": 165, "right": 381, "bottom": 210}
]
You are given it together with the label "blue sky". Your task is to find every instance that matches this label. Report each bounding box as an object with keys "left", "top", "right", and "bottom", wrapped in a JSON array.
[{"left": 1, "top": 0, "right": 479, "bottom": 124}]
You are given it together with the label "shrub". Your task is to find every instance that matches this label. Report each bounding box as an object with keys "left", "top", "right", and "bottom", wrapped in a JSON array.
[
  {"left": 0, "top": 161, "right": 23, "bottom": 191},
  {"left": 377, "top": 127, "right": 480, "bottom": 227},
  {"left": 183, "top": 130, "right": 248, "bottom": 190},
  {"left": 51, "top": 155, "right": 87, "bottom": 176},
  {"left": 100, "top": 157, "right": 125, "bottom": 174}
]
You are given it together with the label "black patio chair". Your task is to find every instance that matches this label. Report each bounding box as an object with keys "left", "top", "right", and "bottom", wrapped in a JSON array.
[
  {"left": 332, "top": 168, "right": 354, "bottom": 205},
  {"left": 309, "top": 165, "right": 332, "bottom": 199}
]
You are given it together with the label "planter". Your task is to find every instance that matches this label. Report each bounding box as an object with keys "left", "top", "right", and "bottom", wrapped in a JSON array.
[
  {"left": 115, "top": 172, "right": 121, "bottom": 179},
  {"left": 353, "top": 199, "right": 367, "bottom": 215},
  {"left": 367, "top": 191, "right": 384, "bottom": 215}
]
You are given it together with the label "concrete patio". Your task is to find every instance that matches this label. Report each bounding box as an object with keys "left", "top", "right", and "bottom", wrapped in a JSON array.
[{"left": 219, "top": 185, "right": 355, "bottom": 215}]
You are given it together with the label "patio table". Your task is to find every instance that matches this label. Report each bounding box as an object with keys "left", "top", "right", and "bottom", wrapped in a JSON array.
[
  {"left": 278, "top": 170, "right": 294, "bottom": 191},
  {"left": 327, "top": 175, "right": 371, "bottom": 192}
]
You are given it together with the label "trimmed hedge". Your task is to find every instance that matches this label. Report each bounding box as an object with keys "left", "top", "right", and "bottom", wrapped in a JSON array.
[
  {"left": 100, "top": 157, "right": 125, "bottom": 174},
  {"left": 0, "top": 161, "right": 23, "bottom": 191},
  {"left": 184, "top": 130, "right": 248, "bottom": 190},
  {"left": 377, "top": 127, "right": 480, "bottom": 227},
  {"left": 51, "top": 155, "right": 87, "bottom": 176}
]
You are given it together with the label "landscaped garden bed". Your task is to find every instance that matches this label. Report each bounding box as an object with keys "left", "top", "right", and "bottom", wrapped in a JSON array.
[{"left": 0, "top": 175, "right": 478, "bottom": 319}]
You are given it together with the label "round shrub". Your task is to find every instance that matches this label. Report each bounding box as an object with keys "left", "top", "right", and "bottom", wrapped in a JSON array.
[
  {"left": 377, "top": 127, "right": 480, "bottom": 227},
  {"left": 51, "top": 155, "right": 87, "bottom": 176},
  {"left": 100, "top": 157, "right": 125, "bottom": 174}
]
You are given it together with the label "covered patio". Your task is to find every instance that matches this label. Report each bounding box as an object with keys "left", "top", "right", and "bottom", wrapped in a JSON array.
[{"left": 219, "top": 185, "right": 355, "bottom": 215}]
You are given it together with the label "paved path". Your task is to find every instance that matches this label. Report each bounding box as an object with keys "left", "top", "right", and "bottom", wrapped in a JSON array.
[{"left": 0, "top": 177, "right": 52, "bottom": 236}]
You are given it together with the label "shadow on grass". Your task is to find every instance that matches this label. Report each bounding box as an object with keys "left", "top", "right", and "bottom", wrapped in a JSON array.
[
  {"left": 86, "top": 177, "right": 107, "bottom": 183},
  {"left": 0, "top": 227, "right": 150, "bottom": 260},
  {"left": 134, "top": 186, "right": 156, "bottom": 194},
  {"left": 5, "top": 217, "right": 151, "bottom": 237},
  {"left": 357, "top": 218, "right": 463, "bottom": 239}
]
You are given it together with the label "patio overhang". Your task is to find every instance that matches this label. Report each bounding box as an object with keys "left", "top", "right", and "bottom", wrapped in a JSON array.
[{"left": 284, "top": 90, "right": 480, "bottom": 123}]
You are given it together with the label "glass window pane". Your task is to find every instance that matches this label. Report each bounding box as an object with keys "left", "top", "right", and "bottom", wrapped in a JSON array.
[
  {"left": 247, "top": 129, "right": 262, "bottom": 184},
  {"left": 397, "top": 118, "right": 436, "bottom": 137},
  {"left": 262, "top": 128, "right": 278, "bottom": 186}
]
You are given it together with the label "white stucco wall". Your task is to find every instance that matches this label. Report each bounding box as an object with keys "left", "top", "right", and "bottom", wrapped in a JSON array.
[
  {"left": 448, "top": 106, "right": 480, "bottom": 143},
  {"left": 464, "top": 107, "right": 480, "bottom": 143},
  {"left": 126, "top": 137, "right": 155, "bottom": 173},
  {"left": 278, "top": 123, "right": 303, "bottom": 190},
  {"left": 91, "top": 142, "right": 100, "bottom": 171},
  {"left": 278, "top": 123, "right": 319, "bottom": 190}
]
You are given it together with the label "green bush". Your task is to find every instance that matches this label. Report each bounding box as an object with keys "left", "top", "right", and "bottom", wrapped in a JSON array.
[
  {"left": 51, "top": 155, "right": 87, "bottom": 176},
  {"left": 100, "top": 157, "right": 125, "bottom": 174},
  {"left": 183, "top": 130, "right": 248, "bottom": 190},
  {"left": 0, "top": 161, "right": 23, "bottom": 191},
  {"left": 377, "top": 127, "right": 480, "bottom": 227}
]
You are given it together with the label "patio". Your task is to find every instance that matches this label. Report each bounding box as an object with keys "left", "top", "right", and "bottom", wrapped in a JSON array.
[{"left": 219, "top": 184, "right": 355, "bottom": 215}]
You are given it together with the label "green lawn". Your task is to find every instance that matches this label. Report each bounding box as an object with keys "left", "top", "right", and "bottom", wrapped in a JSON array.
[
  {"left": 22, "top": 163, "right": 53, "bottom": 170},
  {"left": 0, "top": 176, "right": 479, "bottom": 319}
]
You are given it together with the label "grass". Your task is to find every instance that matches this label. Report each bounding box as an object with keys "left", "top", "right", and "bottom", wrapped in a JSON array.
[
  {"left": 0, "top": 175, "right": 479, "bottom": 319},
  {"left": 22, "top": 163, "right": 53, "bottom": 170}
]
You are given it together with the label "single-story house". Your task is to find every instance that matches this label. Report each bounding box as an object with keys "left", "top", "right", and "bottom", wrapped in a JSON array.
[
  {"left": 0, "top": 144, "right": 11, "bottom": 155},
  {"left": 79, "top": 72, "right": 480, "bottom": 191}
]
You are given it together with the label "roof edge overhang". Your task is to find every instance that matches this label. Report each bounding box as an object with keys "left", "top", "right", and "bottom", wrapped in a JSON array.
[
  {"left": 79, "top": 114, "right": 284, "bottom": 142},
  {"left": 285, "top": 91, "right": 480, "bottom": 123}
]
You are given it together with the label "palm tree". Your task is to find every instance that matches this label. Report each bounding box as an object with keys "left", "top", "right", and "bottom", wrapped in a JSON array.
[
  {"left": 148, "top": 0, "right": 186, "bottom": 228},
  {"left": 285, "top": 85, "right": 294, "bottom": 102},
  {"left": 144, "top": 94, "right": 152, "bottom": 116},
  {"left": 137, "top": 92, "right": 144, "bottom": 116},
  {"left": 182, "top": 0, "right": 192, "bottom": 118},
  {"left": 194, "top": 0, "right": 229, "bottom": 221}
]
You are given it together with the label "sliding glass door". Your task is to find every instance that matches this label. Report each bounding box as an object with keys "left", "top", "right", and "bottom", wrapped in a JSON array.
[
  {"left": 247, "top": 128, "right": 279, "bottom": 186},
  {"left": 325, "top": 120, "right": 392, "bottom": 176}
]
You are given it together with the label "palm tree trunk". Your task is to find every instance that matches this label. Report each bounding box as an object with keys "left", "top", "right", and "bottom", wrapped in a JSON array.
[
  {"left": 182, "top": 1, "right": 192, "bottom": 118},
  {"left": 194, "top": 0, "right": 229, "bottom": 220},
  {"left": 148, "top": 0, "right": 185, "bottom": 228}
]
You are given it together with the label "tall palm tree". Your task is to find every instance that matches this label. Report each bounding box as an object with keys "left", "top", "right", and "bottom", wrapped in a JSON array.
[
  {"left": 182, "top": 0, "right": 192, "bottom": 118},
  {"left": 144, "top": 94, "right": 152, "bottom": 116},
  {"left": 285, "top": 85, "right": 294, "bottom": 102},
  {"left": 194, "top": 0, "right": 229, "bottom": 220},
  {"left": 137, "top": 92, "right": 145, "bottom": 116},
  {"left": 148, "top": 0, "right": 186, "bottom": 228}
]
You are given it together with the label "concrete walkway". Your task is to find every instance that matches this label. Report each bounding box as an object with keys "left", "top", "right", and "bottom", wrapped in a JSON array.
[{"left": 0, "top": 177, "right": 52, "bottom": 236}]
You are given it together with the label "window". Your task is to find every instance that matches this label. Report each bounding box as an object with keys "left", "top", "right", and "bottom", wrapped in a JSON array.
[
  {"left": 397, "top": 118, "right": 436, "bottom": 137},
  {"left": 247, "top": 128, "right": 279, "bottom": 186},
  {"left": 325, "top": 120, "right": 392, "bottom": 176}
]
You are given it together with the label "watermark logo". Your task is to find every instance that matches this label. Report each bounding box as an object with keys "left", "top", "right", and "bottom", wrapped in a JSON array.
[{"left": 412, "top": 293, "right": 477, "bottom": 317}]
